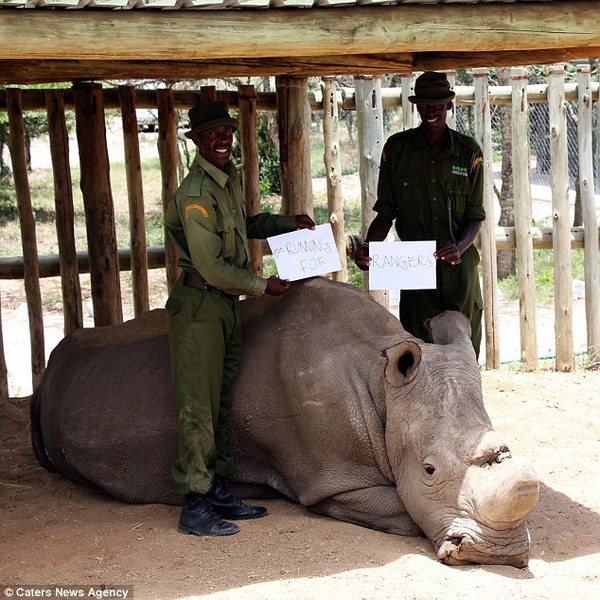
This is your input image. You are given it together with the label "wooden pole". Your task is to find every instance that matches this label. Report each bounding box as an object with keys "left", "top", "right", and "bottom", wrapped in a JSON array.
[
  {"left": 511, "top": 67, "right": 537, "bottom": 370},
  {"left": 473, "top": 68, "right": 500, "bottom": 370},
  {"left": 577, "top": 64, "right": 600, "bottom": 366},
  {"left": 157, "top": 88, "right": 180, "bottom": 291},
  {"left": 2, "top": 4, "right": 597, "bottom": 61},
  {"left": 276, "top": 75, "right": 313, "bottom": 217},
  {"left": 446, "top": 70, "right": 457, "bottom": 130},
  {"left": 73, "top": 82, "right": 123, "bottom": 327},
  {"left": 45, "top": 89, "right": 83, "bottom": 335},
  {"left": 321, "top": 76, "right": 347, "bottom": 283},
  {"left": 548, "top": 64, "right": 574, "bottom": 371},
  {"left": 2, "top": 83, "right": 599, "bottom": 115},
  {"left": 400, "top": 73, "right": 418, "bottom": 131},
  {"left": 0, "top": 300, "right": 7, "bottom": 403},
  {"left": 6, "top": 88, "right": 45, "bottom": 391},
  {"left": 355, "top": 75, "right": 388, "bottom": 309},
  {"left": 238, "top": 84, "right": 263, "bottom": 277},
  {"left": 119, "top": 85, "right": 149, "bottom": 317}
]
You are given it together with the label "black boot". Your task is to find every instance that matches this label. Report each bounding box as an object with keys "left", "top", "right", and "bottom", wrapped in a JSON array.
[
  {"left": 178, "top": 493, "right": 240, "bottom": 536},
  {"left": 206, "top": 475, "right": 268, "bottom": 520}
]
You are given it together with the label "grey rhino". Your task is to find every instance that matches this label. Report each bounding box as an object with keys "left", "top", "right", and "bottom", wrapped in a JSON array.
[{"left": 31, "top": 277, "right": 539, "bottom": 567}]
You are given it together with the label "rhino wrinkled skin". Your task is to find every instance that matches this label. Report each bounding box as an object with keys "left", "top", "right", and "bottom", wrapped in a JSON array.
[{"left": 31, "top": 277, "right": 539, "bottom": 567}]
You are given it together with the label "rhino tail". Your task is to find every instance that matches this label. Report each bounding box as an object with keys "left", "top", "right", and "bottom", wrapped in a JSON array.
[{"left": 30, "top": 389, "right": 58, "bottom": 473}]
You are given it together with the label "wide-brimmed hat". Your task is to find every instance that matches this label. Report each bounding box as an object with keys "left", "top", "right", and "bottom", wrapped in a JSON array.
[
  {"left": 408, "top": 72, "right": 456, "bottom": 105},
  {"left": 185, "top": 101, "right": 238, "bottom": 139}
]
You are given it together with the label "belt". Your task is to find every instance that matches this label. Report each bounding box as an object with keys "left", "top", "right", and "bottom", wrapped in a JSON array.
[
  {"left": 183, "top": 271, "right": 235, "bottom": 298},
  {"left": 183, "top": 270, "right": 213, "bottom": 291}
]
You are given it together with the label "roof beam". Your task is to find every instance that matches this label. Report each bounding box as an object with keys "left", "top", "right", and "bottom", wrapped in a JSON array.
[
  {"left": 0, "top": 2, "right": 598, "bottom": 63},
  {"left": 1, "top": 46, "right": 597, "bottom": 86}
]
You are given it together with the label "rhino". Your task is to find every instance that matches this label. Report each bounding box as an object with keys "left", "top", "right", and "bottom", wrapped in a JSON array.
[{"left": 31, "top": 277, "right": 539, "bottom": 567}]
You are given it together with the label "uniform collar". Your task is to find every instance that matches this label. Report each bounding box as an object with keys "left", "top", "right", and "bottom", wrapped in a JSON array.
[
  {"left": 194, "top": 152, "right": 236, "bottom": 188},
  {"left": 415, "top": 125, "right": 459, "bottom": 158}
]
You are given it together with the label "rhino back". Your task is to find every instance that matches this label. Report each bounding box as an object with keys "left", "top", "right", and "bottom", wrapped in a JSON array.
[
  {"left": 38, "top": 309, "right": 180, "bottom": 504},
  {"left": 232, "top": 277, "right": 408, "bottom": 505}
]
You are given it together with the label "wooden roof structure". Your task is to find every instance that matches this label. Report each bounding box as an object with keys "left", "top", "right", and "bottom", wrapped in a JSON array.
[{"left": 0, "top": 1, "right": 599, "bottom": 84}]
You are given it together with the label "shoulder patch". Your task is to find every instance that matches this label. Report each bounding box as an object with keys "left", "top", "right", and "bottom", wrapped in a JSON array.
[
  {"left": 185, "top": 203, "right": 209, "bottom": 218},
  {"left": 471, "top": 155, "right": 483, "bottom": 173}
]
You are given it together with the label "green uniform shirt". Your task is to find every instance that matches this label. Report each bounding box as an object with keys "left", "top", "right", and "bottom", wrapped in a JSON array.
[
  {"left": 373, "top": 125, "right": 485, "bottom": 241},
  {"left": 373, "top": 125, "right": 486, "bottom": 355},
  {"left": 165, "top": 153, "right": 296, "bottom": 297}
]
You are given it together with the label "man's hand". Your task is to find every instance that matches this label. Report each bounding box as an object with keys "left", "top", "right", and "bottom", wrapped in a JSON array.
[
  {"left": 265, "top": 276, "right": 291, "bottom": 296},
  {"left": 434, "top": 241, "right": 462, "bottom": 266},
  {"left": 294, "top": 214, "right": 316, "bottom": 230},
  {"left": 354, "top": 242, "right": 371, "bottom": 271}
]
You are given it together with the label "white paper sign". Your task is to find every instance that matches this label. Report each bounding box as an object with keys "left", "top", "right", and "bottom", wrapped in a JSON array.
[
  {"left": 369, "top": 240, "right": 437, "bottom": 290},
  {"left": 267, "top": 223, "right": 342, "bottom": 281}
]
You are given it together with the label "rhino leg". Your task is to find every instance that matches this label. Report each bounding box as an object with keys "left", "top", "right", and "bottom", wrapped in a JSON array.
[{"left": 310, "top": 486, "right": 423, "bottom": 537}]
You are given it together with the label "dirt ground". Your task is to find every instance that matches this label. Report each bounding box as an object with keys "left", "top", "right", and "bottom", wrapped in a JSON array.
[{"left": 1, "top": 369, "right": 599, "bottom": 600}]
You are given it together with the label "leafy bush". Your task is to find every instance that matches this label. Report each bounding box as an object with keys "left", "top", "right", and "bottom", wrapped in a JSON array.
[{"left": 0, "top": 183, "right": 17, "bottom": 220}]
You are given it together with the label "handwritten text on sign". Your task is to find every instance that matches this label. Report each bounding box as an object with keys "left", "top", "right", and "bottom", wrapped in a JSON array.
[
  {"left": 267, "top": 223, "right": 342, "bottom": 281},
  {"left": 369, "top": 240, "right": 437, "bottom": 290}
]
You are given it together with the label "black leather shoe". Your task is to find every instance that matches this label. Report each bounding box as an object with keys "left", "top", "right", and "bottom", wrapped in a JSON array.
[
  {"left": 206, "top": 475, "right": 268, "bottom": 520},
  {"left": 178, "top": 493, "right": 240, "bottom": 536}
]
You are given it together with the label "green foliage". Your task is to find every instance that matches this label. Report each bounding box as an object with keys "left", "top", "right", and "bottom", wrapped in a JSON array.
[
  {"left": 0, "top": 182, "right": 17, "bottom": 220},
  {"left": 257, "top": 115, "right": 281, "bottom": 197},
  {"left": 145, "top": 210, "right": 165, "bottom": 247},
  {"left": 497, "top": 249, "right": 587, "bottom": 305}
]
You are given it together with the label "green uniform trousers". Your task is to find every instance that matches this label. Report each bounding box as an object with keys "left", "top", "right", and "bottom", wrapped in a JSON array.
[
  {"left": 166, "top": 274, "right": 241, "bottom": 496},
  {"left": 399, "top": 245, "right": 483, "bottom": 359}
]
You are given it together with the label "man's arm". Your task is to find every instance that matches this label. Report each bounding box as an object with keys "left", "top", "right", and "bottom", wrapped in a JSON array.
[
  {"left": 354, "top": 214, "right": 393, "bottom": 271},
  {"left": 434, "top": 219, "right": 483, "bottom": 266}
]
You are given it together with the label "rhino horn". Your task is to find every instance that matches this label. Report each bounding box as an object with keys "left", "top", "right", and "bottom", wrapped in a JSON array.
[
  {"left": 426, "top": 311, "right": 473, "bottom": 351},
  {"left": 472, "top": 457, "right": 540, "bottom": 529},
  {"left": 384, "top": 340, "right": 422, "bottom": 386}
]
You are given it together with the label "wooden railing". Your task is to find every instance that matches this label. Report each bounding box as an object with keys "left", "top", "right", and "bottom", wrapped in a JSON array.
[{"left": 0, "top": 67, "right": 599, "bottom": 400}]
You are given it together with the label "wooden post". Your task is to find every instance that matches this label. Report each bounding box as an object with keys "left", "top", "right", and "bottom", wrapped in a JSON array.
[
  {"left": 400, "top": 73, "right": 418, "bottom": 131},
  {"left": 199, "top": 86, "right": 217, "bottom": 104},
  {"left": 473, "top": 68, "right": 500, "bottom": 370},
  {"left": 321, "top": 76, "right": 347, "bottom": 283},
  {"left": 548, "top": 64, "right": 574, "bottom": 371},
  {"left": 74, "top": 83, "right": 123, "bottom": 327},
  {"left": 119, "top": 85, "right": 149, "bottom": 317},
  {"left": 238, "top": 84, "right": 263, "bottom": 276},
  {"left": 511, "top": 67, "right": 537, "bottom": 370},
  {"left": 355, "top": 75, "right": 387, "bottom": 309},
  {"left": 0, "top": 301, "right": 7, "bottom": 403},
  {"left": 6, "top": 88, "right": 45, "bottom": 390},
  {"left": 577, "top": 63, "right": 600, "bottom": 366},
  {"left": 276, "top": 75, "right": 313, "bottom": 216},
  {"left": 46, "top": 89, "right": 83, "bottom": 335},
  {"left": 446, "top": 70, "right": 457, "bottom": 130},
  {"left": 157, "top": 88, "right": 180, "bottom": 291}
]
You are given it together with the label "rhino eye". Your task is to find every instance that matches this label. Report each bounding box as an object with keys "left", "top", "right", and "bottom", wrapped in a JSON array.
[{"left": 424, "top": 464, "right": 435, "bottom": 475}]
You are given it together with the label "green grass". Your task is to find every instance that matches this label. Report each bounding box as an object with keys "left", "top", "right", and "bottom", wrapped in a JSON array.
[
  {"left": 496, "top": 248, "right": 587, "bottom": 305},
  {"left": 309, "top": 131, "right": 359, "bottom": 179}
]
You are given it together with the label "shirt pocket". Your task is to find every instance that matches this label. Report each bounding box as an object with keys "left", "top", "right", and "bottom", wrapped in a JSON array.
[
  {"left": 449, "top": 179, "right": 472, "bottom": 218},
  {"left": 395, "top": 175, "right": 421, "bottom": 201},
  {"left": 216, "top": 211, "right": 236, "bottom": 258},
  {"left": 394, "top": 174, "right": 423, "bottom": 223}
]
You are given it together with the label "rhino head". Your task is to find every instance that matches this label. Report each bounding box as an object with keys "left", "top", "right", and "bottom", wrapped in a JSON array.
[{"left": 383, "top": 311, "right": 539, "bottom": 567}]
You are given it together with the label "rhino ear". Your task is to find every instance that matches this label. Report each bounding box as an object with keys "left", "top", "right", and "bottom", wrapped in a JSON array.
[{"left": 384, "top": 340, "right": 422, "bottom": 387}]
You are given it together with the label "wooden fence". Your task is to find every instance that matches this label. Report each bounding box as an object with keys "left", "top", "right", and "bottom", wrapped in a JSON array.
[{"left": 0, "top": 66, "right": 599, "bottom": 400}]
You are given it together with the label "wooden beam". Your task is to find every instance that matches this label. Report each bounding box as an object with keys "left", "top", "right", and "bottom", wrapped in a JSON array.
[
  {"left": 0, "top": 54, "right": 416, "bottom": 84},
  {"left": 2, "top": 48, "right": 600, "bottom": 86},
  {"left": 414, "top": 46, "right": 600, "bottom": 72},
  {"left": 0, "top": 3, "right": 597, "bottom": 62}
]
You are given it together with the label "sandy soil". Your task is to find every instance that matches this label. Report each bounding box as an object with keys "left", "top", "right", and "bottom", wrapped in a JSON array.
[{"left": 1, "top": 368, "right": 599, "bottom": 600}]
